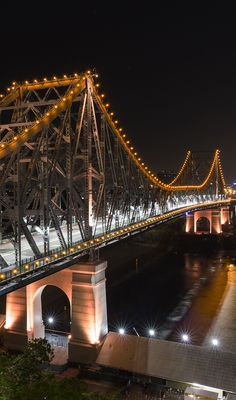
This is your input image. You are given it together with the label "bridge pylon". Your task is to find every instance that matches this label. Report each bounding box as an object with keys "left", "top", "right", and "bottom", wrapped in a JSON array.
[{"left": 4, "top": 259, "right": 108, "bottom": 364}]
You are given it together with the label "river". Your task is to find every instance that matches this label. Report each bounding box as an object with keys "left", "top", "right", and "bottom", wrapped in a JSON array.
[{"left": 102, "top": 239, "right": 236, "bottom": 351}]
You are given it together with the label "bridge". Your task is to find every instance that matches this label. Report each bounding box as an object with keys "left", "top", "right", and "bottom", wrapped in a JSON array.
[{"left": 0, "top": 70, "right": 230, "bottom": 294}]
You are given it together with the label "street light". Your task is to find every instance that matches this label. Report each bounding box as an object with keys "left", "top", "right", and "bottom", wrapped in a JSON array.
[
  {"left": 118, "top": 328, "right": 125, "bottom": 335},
  {"left": 149, "top": 329, "right": 155, "bottom": 337},
  {"left": 211, "top": 338, "right": 219, "bottom": 346},
  {"left": 182, "top": 333, "right": 189, "bottom": 342},
  {"left": 48, "top": 317, "right": 54, "bottom": 324}
]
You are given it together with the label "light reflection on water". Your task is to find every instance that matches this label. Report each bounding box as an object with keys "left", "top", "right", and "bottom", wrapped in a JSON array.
[{"left": 107, "top": 251, "right": 228, "bottom": 340}]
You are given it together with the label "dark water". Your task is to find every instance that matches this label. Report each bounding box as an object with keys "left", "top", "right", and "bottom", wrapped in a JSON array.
[{"left": 104, "top": 245, "right": 227, "bottom": 338}]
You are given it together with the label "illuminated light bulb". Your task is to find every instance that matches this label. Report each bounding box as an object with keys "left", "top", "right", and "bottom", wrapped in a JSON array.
[
  {"left": 24, "top": 128, "right": 29, "bottom": 132},
  {"left": 141, "top": 163, "right": 144, "bottom": 166},
  {"left": 114, "top": 120, "right": 118, "bottom": 124},
  {"left": 35, "top": 261, "right": 39, "bottom": 266},
  {"left": 212, "top": 338, "right": 219, "bottom": 347},
  {"left": 11, "top": 87, "right": 15, "bottom": 90},
  {"left": 96, "top": 83, "right": 100, "bottom": 87},
  {"left": 43, "top": 78, "right": 47, "bottom": 81},
  {"left": 182, "top": 333, "right": 189, "bottom": 342},
  {"left": 119, "top": 328, "right": 125, "bottom": 335},
  {"left": 54, "top": 105, "right": 58, "bottom": 109},
  {"left": 122, "top": 134, "right": 126, "bottom": 138},
  {"left": 82, "top": 77, "right": 86, "bottom": 80},
  {"left": 34, "top": 79, "right": 38, "bottom": 83},
  {"left": 25, "top": 81, "right": 29, "bottom": 84},
  {"left": 130, "top": 146, "right": 134, "bottom": 150},
  {"left": 68, "top": 334, "right": 72, "bottom": 340},
  {"left": 53, "top": 76, "right": 57, "bottom": 80},
  {"left": 13, "top": 269, "right": 17, "bottom": 274},
  {"left": 134, "top": 152, "right": 137, "bottom": 155},
  {"left": 12, "top": 81, "right": 16, "bottom": 85},
  {"left": 70, "top": 91, "right": 74, "bottom": 94},
  {"left": 70, "top": 248, "right": 74, "bottom": 252},
  {"left": 77, "top": 245, "right": 81, "bottom": 249},
  {"left": 0, "top": 274, "right": 5, "bottom": 279},
  {"left": 74, "top": 73, "right": 78, "bottom": 77},
  {"left": 54, "top": 253, "right": 58, "bottom": 258},
  {"left": 87, "top": 70, "right": 91, "bottom": 74},
  {"left": 101, "top": 94, "right": 105, "bottom": 98},
  {"left": 63, "top": 97, "right": 66, "bottom": 101},
  {"left": 48, "top": 317, "right": 54, "bottom": 324},
  {"left": 1, "top": 144, "right": 5, "bottom": 148},
  {"left": 105, "top": 103, "right": 109, "bottom": 107},
  {"left": 63, "top": 74, "right": 67, "bottom": 78},
  {"left": 45, "top": 257, "right": 49, "bottom": 262},
  {"left": 36, "top": 120, "right": 39, "bottom": 124},
  {"left": 119, "top": 128, "right": 123, "bottom": 131},
  {"left": 138, "top": 157, "right": 141, "bottom": 161},
  {"left": 126, "top": 140, "right": 130, "bottom": 144},
  {"left": 0, "top": 94, "right": 4, "bottom": 97},
  {"left": 62, "top": 250, "right": 66, "bottom": 255},
  {"left": 76, "top": 83, "right": 80, "bottom": 87},
  {"left": 14, "top": 136, "right": 17, "bottom": 140},
  {"left": 46, "top": 112, "right": 50, "bottom": 116},
  {"left": 7, "top": 88, "right": 11, "bottom": 91}
]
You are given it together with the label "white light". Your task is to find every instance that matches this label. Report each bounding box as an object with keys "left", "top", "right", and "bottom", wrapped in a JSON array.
[
  {"left": 119, "top": 328, "right": 125, "bottom": 335},
  {"left": 182, "top": 333, "right": 189, "bottom": 342},
  {"left": 212, "top": 338, "right": 219, "bottom": 346},
  {"left": 149, "top": 329, "right": 155, "bottom": 336},
  {"left": 48, "top": 317, "right": 54, "bottom": 324}
]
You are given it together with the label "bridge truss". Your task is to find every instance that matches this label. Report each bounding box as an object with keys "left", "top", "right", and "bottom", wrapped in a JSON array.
[{"left": 0, "top": 71, "right": 226, "bottom": 288}]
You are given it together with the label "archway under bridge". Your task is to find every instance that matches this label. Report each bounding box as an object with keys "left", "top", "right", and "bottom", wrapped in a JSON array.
[{"left": 4, "top": 260, "right": 108, "bottom": 364}]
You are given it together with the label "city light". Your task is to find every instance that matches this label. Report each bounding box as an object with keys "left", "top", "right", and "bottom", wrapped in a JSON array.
[
  {"left": 118, "top": 328, "right": 125, "bottom": 335},
  {"left": 48, "top": 317, "right": 54, "bottom": 324},
  {"left": 211, "top": 338, "right": 219, "bottom": 346},
  {"left": 182, "top": 333, "right": 189, "bottom": 342},
  {"left": 149, "top": 329, "right": 155, "bottom": 337}
]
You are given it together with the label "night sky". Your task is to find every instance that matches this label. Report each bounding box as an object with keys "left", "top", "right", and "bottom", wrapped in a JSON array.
[{"left": 1, "top": 3, "right": 236, "bottom": 181}]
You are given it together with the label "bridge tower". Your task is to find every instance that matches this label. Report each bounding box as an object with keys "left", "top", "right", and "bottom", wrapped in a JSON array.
[{"left": 4, "top": 260, "right": 108, "bottom": 364}]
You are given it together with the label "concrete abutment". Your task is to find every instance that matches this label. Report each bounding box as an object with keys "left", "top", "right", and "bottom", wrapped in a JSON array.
[{"left": 4, "top": 260, "right": 108, "bottom": 364}]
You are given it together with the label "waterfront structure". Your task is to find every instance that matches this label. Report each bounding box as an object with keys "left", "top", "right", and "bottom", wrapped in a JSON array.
[{"left": 0, "top": 70, "right": 234, "bottom": 365}]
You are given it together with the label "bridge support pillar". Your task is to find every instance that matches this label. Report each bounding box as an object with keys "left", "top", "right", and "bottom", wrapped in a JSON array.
[
  {"left": 185, "top": 207, "right": 231, "bottom": 234},
  {"left": 68, "top": 260, "right": 108, "bottom": 364},
  {"left": 4, "top": 259, "right": 108, "bottom": 365},
  {"left": 4, "top": 286, "right": 28, "bottom": 351},
  {"left": 221, "top": 207, "right": 230, "bottom": 225}
]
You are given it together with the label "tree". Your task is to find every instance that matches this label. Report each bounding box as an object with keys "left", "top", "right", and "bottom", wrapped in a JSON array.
[{"left": 0, "top": 338, "right": 54, "bottom": 398}]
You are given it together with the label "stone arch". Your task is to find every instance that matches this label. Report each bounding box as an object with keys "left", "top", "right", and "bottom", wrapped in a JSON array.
[
  {"left": 196, "top": 216, "right": 211, "bottom": 233},
  {"left": 32, "top": 284, "right": 71, "bottom": 339}
]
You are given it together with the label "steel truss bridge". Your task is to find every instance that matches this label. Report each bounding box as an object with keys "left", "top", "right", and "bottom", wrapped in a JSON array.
[{"left": 0, "top": 70, "right": 230, "bottom": 294}]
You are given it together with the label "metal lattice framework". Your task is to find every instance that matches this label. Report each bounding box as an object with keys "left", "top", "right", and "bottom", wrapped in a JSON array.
[{"left": 0, "top": 71, "right": 227, "bottom": 287}]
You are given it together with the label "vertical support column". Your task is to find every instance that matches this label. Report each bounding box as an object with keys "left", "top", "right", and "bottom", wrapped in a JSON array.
[
  {"left": 186, "top": 212, "right": 194, "bottom": 233},
  {"left": 85, "top": 80, "right": 93, "bottom": 240},
  {"left": 68, "top": 260, "right": 108, "bottom": 364},
  {"left": 212, "top": 209, "right": 221, "bottom": 234},
  {"left": 4, "top": 286, "right": 28, "bottom": 350}
]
